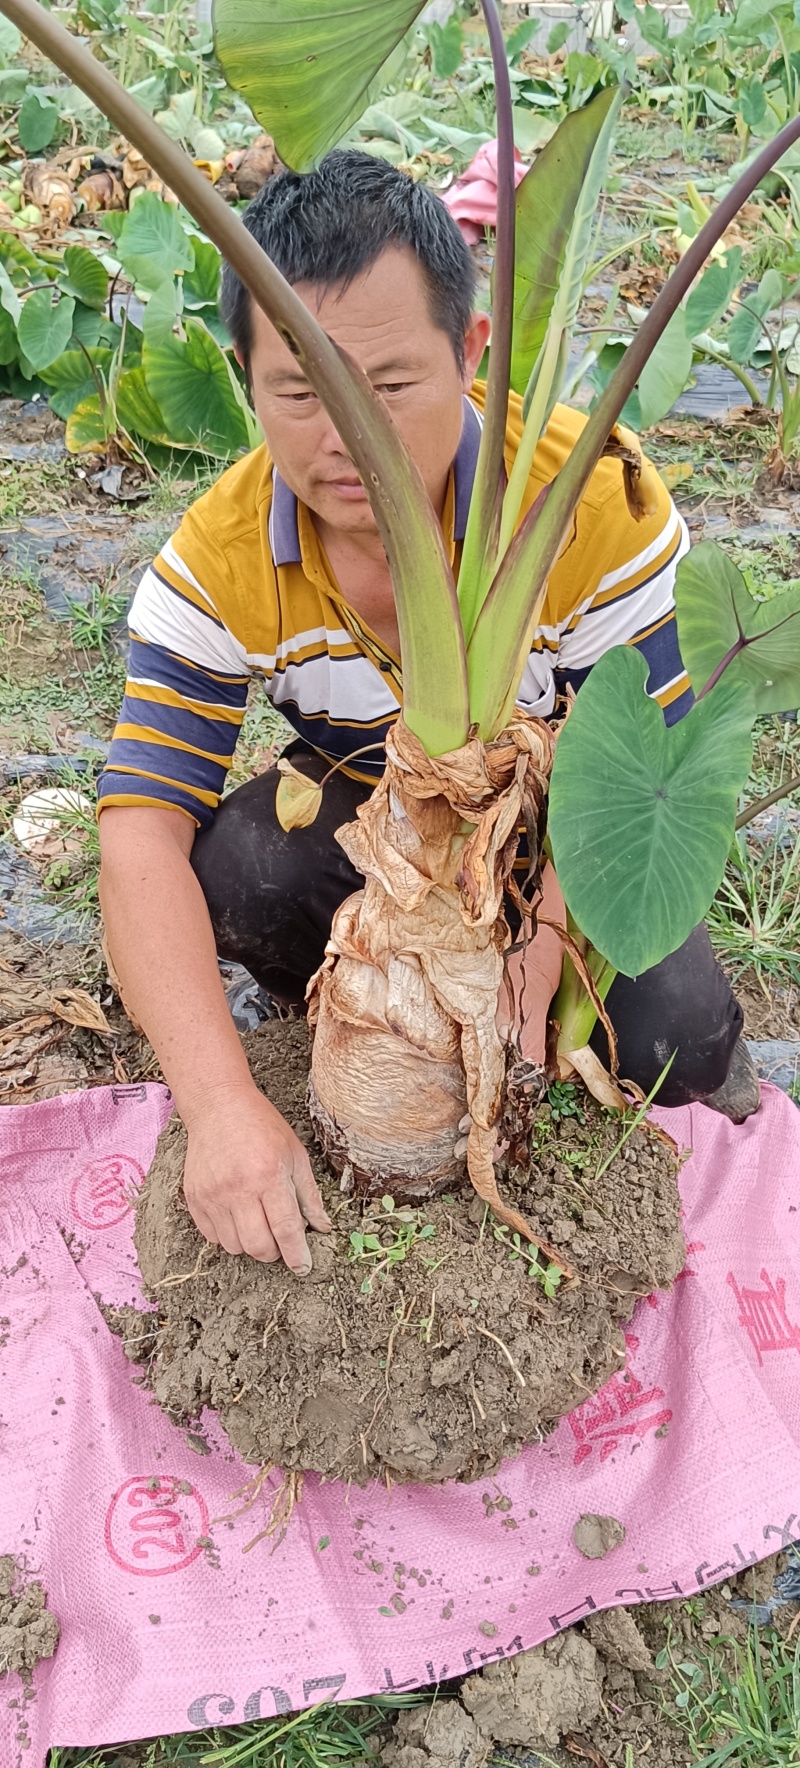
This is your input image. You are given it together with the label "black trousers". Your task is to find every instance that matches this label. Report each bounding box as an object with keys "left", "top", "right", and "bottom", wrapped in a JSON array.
[{"left": 192, "top": 746, "right": 743, "bottom": 1110}]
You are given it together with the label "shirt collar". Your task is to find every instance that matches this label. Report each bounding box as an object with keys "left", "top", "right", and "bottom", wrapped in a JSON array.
[{"left": 267, "top": 393, "right": 484, "bottom": 568}]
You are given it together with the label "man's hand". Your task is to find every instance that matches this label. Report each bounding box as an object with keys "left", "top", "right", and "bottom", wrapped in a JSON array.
[{"left": 182, "top": 1085, "right": 332, "bottom": 1274}]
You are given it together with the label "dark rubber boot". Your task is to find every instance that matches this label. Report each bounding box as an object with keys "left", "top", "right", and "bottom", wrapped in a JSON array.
[{"left": 704, "top": 1038, "right": 762, "bottom": 1124}]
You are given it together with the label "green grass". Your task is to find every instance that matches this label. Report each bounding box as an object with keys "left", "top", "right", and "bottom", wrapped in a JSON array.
[
  {"left": 145, "top": 461, "right": 231, "bottom": 521},
  {"left": 48, "top": 1694, "right": 428, "bottom": 1768},
  {"left": 0, "top": 659, "right": 128, "bottom": 748},
  {"left": 660, "top": 1624, "right": 800, "bottom": 1764},
  {"left": 226, "top": 684, "right": 291, "bottom": 791},
  {"left": 724, "top": 538, "right": 800, "bottom": 603},
  {"left": 0, "top": 456, "right": 84, "bottom": 526},
  {"left": 709, "top": 827, "right": 800, "bottom": 986},
  {"left": 68, "top": 581, "right": 130, "bottom": 656},
  {"left": 39, "top": 777, "right": 103, "bottom": 920},
  {"left": 710, "top": 717, "right": 800, "bottom": 987}
]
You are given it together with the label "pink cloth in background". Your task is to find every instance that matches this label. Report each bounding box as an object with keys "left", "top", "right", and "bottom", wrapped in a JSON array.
[
  {"left": 441, "top": 140, "right": 527, "bottom": 241},
  {"left": 1, "top": 1080, "right": 800, "bottom": 1766}
]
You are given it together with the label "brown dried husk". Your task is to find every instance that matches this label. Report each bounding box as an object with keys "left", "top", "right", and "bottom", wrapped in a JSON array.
[{"left": 307, "top": 712, "right": 555, "bottom": 1237}]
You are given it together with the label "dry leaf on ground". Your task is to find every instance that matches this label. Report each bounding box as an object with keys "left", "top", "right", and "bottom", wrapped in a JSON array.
[{"left": 0, "top": 979, "right": 112, "bottom": 1036}]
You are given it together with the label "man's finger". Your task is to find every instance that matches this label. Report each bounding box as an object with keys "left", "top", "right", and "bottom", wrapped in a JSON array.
[
  {"left": 231, "top": 1198, "right": 281, "bottom": 1265},
  {"left": 205, "top": 1206, "right": 244, "bottom": 1257},
  {"left": 291, "top": 1148, "right": 332, "bottom": 1235},
  {"left": 265, "top": 1184, "right": 314, "bottom": 1275},
  {"left": 189, "top": 1203, "right": 220, "bottom": 1246}
]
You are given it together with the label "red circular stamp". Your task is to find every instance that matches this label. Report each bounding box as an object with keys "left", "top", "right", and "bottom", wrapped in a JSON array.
[
  {"left": 69, "top": 1154, "right": 144, "bottom": 1231},
  {"left": 104, "top": 1474, "right": 209, "bottom": 1577}
]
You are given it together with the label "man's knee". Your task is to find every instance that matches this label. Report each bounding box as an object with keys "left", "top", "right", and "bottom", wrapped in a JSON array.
[{"left": 594, "top": 924, "right": 743, "bottom": 1106}]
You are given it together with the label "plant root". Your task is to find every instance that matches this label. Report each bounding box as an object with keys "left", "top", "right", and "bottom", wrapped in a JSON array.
[
  {"left": 211, "top": 1463, "right": 273, "bottom": 1527},
  {"left": 475, "top": 1324, "right": 527, "bottom": 1388},
  {"left": 152, "top": 1245, "right": 209, "bottom": 1289},
  {"left": 243, "top": 1470, "right": 304, "bottom": 1554}
]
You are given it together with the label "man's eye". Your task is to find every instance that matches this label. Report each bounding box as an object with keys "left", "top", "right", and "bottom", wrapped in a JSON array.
[
  {"left": 377, "top": 381, "right": 409, "bottom": 396},
  {"left": 286, "top": 390, "right": 315, "bottom": 404}
]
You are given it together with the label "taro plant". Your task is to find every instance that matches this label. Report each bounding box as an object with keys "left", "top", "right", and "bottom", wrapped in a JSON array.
[
  {"left": 8, "top": 0, "right": 800, "bottom": 1266},
  {"left": 0, "top": 206, "right": 255, "bottom": 460}
]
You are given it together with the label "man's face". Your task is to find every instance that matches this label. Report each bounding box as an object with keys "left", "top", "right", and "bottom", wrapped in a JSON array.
[{"left": 242, "top": 244, "right": 490, "bottom": 535}]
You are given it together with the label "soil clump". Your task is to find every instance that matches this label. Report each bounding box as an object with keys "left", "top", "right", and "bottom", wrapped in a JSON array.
[
  {"left": 572, "top": 1513, "right": 627, "bottom": 1560},
  {"left": 127, "top": 1022, "right": 685, "bottom": 1486},
  {"left": 0, "top": 1557, "right": 59, "bottom": 1677}
]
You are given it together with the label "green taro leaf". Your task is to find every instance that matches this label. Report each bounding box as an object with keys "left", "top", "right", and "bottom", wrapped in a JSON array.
[
  {"left": 212, "top": 0, "right": 429, "bottom": 170},
  {"left": 739, "top": 78, "right": 768, "bottom": 127},
  {"left": 0, "top": 304, "right": 17, "bottom": 366},
  {"left": 510, "top": 87, "right": 620, "bottom": 397},
  {"left": 17, "top": 90, "right": 59, "bottom": 154},
  {"left": 0, "top": 67, "right": 29, "bottom": 104},
  {"left": 0, "top": 258, "right": 21, "bottom": 326},
  {"left": 426, "top": 14, "right": 463, "bottom": 77},
  {"left": 725, "top": 267, "right": 783, "bottom": 364},
  {"left": 142, "top": 319, "right": 253, "bottom": 457},
  {"left": 58, "top": 245, "right": 109, "bottom": 311},
  {"left": 39, "top": 347, "right": 114, "bottom": 418},
  {"left": 143, "top": 275, "right": 183, "bottom": 347},
  {"left": 638, "top": 3, "right": 669, "bottom": 44},
  {"left": 0, "top": 16, "right": 21, "bottom": 59},
  {"left": 116, "top": 191, "right": 195, "bottom": 293},
  {"left": 65, "top": 394, "right": 114, "bottom": 454},
  {"left": 685, "top": 247, "right": 743, "bottom": 337},
  {"left": 675, "top": 540, "right": 800, "bottom": 716},
  {"left": 547, "top": 20, "right": 571, "bottom": 52},
  {"left": 506, "top": 19, "right": 538, "bottom": 59},
  {"left": 17, "top": 290, "right": 75, "bottom": 373},
  {"left": 183, "top": 237, "right": 222, "bottom": 309},
  {"left": 70, "top": 303, "right": 107, "bottom": 350},
  {"left": 548, "top": 648, "right": 755, "bottom": 977},
  {"left": 636, "top": 308, "right": 694, "bottom": 428},
  {"left": 732, "top": 0, "right": 787, "bottom": 33},
  {"left": 116, "top": 367, "right": 175, "bottom": 445},
  {"left": 0, "top": 232, "right": 49, "bottom": 285}
]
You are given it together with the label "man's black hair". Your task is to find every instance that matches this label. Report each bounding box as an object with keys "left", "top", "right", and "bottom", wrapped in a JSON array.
[{"left": 220, "top": 148, "right": 477, "bottom": 372}]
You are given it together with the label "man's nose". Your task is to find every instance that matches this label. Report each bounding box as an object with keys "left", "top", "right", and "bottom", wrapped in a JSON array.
[{"left": 318, "top": 415, "right": 349, "bottom": 458}]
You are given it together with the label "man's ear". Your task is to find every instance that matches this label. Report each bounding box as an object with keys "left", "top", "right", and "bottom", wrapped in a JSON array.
[
  {"left": 233, "top": 343, "right": 253, "bottom": 398},
  {"left": 461, "top": 310, "right": 492, "bottom": 388}
]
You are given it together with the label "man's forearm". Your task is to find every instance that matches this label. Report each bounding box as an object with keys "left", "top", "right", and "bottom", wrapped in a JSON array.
[{"left": 99, "top": 808, "right": 254, "bottom": 1122}]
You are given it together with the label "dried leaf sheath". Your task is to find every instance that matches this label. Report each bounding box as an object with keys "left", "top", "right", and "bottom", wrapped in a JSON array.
[{"left": 307, "top": 714, "right": 559, "bottom": 1257}]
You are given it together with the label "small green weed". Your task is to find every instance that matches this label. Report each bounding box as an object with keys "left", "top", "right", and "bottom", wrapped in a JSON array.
[
  {"left": 68, "top": 581, "right": 129, "bottom": 656},
  {"left": 659, "top": 1623, "right": 800, "bottom": 1764},
  {"left": 0, "top": 665, "right": 124, "bottom": 749},
  {"left": 349, "top": 1195, "right": 437, "bottom": 1294},
  {"left": 545, "top": 1079, "right": 585, "bottom": 1126},
  {"left": 39, "top": 780, "right": 102, "bottom": 920},
  {"left": 489, "top": 1221, "right": 562, "bottom": 1298},
  {"left": 0, "top": 456, "right": 82, "bottom": 525},
  {"left": 725, "top": 537, "right": 800, "bottom": 603}
]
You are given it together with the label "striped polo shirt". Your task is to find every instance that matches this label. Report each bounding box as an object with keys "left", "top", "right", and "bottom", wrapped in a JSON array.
[{"left": 97, "top": 386, "right": 692, "bottom": 829}]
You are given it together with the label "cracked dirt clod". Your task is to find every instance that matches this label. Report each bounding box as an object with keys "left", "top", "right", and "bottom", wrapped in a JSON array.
[
  {"left": 572, "top": 1514, "right": 627, "bottom": 1561},
  {"left": 585, "top": 1605, "right": 654, "bottom": 1674},
  {"left": 381, "top": 1703, "right": 489, "bottom": 1768},
  {"left": 461, "top": 1630, "right": 604, "bottom": 1749},
  {"left": 0, "top": 1557, "right": 60, "bottom": 1677},
  {"left": 127, "top": 1022, "right": 685, "bottom": 1486}
]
